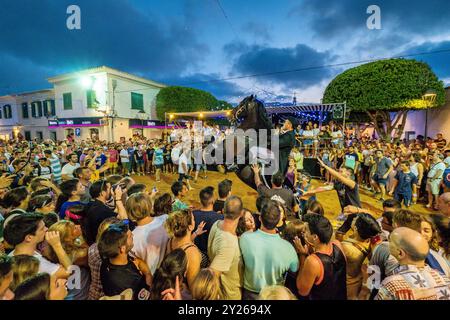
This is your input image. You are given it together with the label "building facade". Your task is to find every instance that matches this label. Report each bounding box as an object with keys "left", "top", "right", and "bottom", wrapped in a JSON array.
[
  {"left": 0, "top": 66, "right": 167, "bottom": 142},
  {"left": 401, "top": 86, "right": 450, "bottom": 140}
]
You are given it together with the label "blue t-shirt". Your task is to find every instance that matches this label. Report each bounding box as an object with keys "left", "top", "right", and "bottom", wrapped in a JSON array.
[
  {"left": 59, "top": 201, "right": 83, "bottom": 219},
  {"left": 394, "top": 171, "right": 417, "bottom": 195},
  {"left": 444, "top": 168, "right": 450, "bottom": 188},
  {"left": 153, "top": 148, "right": 164, "bottom": 166},
  {"left": 96, "top": 154, "right": 107, "bottom": 169},
  {"left": 375, "top": 157, "right": 393, "bottom": 177},
  {"left": 127, "top": 148, "right": 135, "bottom": 162},
  {"left": 239, "top": 229, "right": 298, "bottom": 293}
]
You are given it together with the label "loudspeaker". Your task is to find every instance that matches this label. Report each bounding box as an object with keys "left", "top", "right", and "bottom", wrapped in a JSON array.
[{"left": 303, "top": 158, "right": 322, "bottom": 178}]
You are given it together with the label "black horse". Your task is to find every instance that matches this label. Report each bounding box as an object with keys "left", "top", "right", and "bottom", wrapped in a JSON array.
[{"left": 224, "top": 95, "right": 275, "bottom": 190}]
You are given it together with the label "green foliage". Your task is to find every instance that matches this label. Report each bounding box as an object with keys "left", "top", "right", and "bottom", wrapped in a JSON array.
[
  {"left": 156, "top": 86, "right": 230, "bottom": 120},
  {"left": 323, "top": 59, "right": 445, "bottom": 111}
]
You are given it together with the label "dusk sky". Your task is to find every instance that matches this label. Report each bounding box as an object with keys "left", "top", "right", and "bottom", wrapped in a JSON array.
[{"left": 1, "top": 0, "right": 450, "bottom": 103}]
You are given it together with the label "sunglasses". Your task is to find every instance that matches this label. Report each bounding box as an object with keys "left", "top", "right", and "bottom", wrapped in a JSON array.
[{"left": 107, "top": 220, "right": 130, "bottom": 233}]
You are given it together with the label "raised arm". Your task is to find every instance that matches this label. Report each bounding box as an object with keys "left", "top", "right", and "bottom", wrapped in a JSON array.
[
  {"left": 317, "top": 158, "right": 356, "bottom": 189},
  {"left": 251, "top": 163, "right": 263, "bottom": 187}
]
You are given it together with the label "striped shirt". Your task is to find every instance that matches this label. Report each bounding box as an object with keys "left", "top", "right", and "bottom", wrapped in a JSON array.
[{"left": 49, "top": 154, "right": 62, "bottom": 184}]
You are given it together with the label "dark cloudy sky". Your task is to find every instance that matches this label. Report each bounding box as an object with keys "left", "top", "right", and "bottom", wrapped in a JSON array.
[{"left": 1, "top": 0, "right": 449, "bottom": 103}]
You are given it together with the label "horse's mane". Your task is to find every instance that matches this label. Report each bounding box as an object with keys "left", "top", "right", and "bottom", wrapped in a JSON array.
[
  {"left": 237, "top": 95, "right": 273, "bottom": 131},
  {"left": 255, "top": 99, "right": 273, "bottom": 131}
]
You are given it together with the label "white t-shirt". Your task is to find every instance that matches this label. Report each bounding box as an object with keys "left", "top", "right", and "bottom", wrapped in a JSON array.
[
  {"left": 131, "top": 215, "right": 169, "bottom": 275},
  {"left": 61, "top": 163, "right": 80, "bottom": 178},
  {"left": 208, "top": 221, "right": 243, "bottom": 300},
  {"left": 171, "top": 147, "right": 181, "bottom": 165},
  {"left": 9, "top": 250, "right": 60, "bottom": 275},
  {"left": 312, "top": 128, "right": 320, "bottom": 138},
  {"left": 178, "top": 153, "right": 188, "bottom": 174},
  {"left": 120, "top": 149, "right": 129, "bottom": 163},
  {"left": 331, "top": 130, "right": 343, "bottom": 138},
  {"left": 302, "top": 130, "right": 313, "bottom": 138},
  {"left": 331, "top": 130, "right": 343, "bottom": 143},
  {"left": 444, "top": 156, "right": 450, "bottom": 168}
]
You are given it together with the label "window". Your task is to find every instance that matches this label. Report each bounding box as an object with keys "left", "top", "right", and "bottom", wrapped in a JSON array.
[
  {"left": 36, "top": 131, "right": 43, "bottom": 141},
  {"left": 131, "top": 92, "right": 144, "bottom": 110},
  {"left": 86, "top": 90, "right": 97, "bottom": 108},
  {"left": 43, "top": 101, "right": 48, "bottom": 116},
  {"left": 50, "top": 131, "right": 57, "bottom": 141},
  {"left": 22, "top": 103, "right": 29, "bottom": 118},
  {"left": 49, "top": 100, "right": 56, "bottom": 116},
  {"left": 0, "top": 109, "right": 2, "bottom": 119},
  {"left": 24, "top": 131, "right": 31, "bottom": 141},
  {"left": 31, "top": 102, "right": 37, "bottom": 118},
  {"left": 2, "top": 105, "right": 12, "bottom": 119},
  {"left": 63, "top": 93, "right": 72, "bottom": 110},
  {"left": 37, "top": 101, "right": 43, "bottom": 117},
  {"left": 43, "top": 100, "right": 55, "bottom": 117}
]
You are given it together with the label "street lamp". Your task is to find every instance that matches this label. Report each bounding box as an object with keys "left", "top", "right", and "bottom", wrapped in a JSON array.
[
  {"left": 422, "top": 89, "right": 437, "bottom": 139},
  {"left": 137, "top": 110, "right": 147, "bottom": 136}
]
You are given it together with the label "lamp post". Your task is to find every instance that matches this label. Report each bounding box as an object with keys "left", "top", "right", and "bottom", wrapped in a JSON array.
[
  {"left": 111, "top": 80, "right": 117, "bottom": 142},
  {"left": 137, "top": 110, "right": 147, "bottom": 138},
  {"left": 422, "top": 89, "right": 437, "bottom": 139}
]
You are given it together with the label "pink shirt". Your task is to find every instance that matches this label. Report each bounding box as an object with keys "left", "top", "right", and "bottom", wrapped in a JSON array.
[{"left": 108, "top": 149, "right": 118, "bottom": 163}]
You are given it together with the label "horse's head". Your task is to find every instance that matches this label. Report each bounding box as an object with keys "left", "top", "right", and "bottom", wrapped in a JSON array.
[{"left": 231, "top": 95, "right": 258, "bottom": 124}]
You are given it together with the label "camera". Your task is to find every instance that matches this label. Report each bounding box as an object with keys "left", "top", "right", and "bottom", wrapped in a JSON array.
[{"left": 112, "top": 182, "right": 126, "bottom": 192}]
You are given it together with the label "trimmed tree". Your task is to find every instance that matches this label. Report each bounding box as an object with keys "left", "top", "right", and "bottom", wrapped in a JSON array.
[
  {"left": 323, "top": 59, "right": 445, "bottom": 142},
  {"left": 155, "top": 86, "right": 231, "bottom": 121}
]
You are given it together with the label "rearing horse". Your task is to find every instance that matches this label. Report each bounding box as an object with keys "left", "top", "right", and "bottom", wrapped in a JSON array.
[{"left": 225, "top": 95, "right": 274, "bottom": 190}]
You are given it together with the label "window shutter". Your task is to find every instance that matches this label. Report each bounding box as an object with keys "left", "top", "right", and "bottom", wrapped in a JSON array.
[
  {"left": 3, "top": 105, "right": 11, "bottom": 119},
  {"left": 131, "top": 92, "right": 144, "bottom": 110},
  {"left": 37, "top": 101, "right": 43, "bottom": 117},
  {"left": 87, "top": 90, "right": 97, "bottom": 108},
  {"left": 63, "top": 93, "right": 72, "bottom": 110},
  {"left": 31, "top": 102, "right": 37, "bottom": 117},
  {"left": 22, "top": 103, "right": 29, "bottom": 118},
  {"left": 50, "top": 100, "right": 56, "bottom": 116},
  {"left": 43, "top": 100, "right": 49, "bottom": 117}
]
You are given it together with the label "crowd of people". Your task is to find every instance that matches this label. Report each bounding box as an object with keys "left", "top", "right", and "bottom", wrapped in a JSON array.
[{"left": 0, "top": 120, "right": 449, "bottom": 301}]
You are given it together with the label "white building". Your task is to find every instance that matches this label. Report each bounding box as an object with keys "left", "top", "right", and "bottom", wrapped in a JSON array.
[
  {"left": 401, "top": 86, "right": 450, "bottom": 140},
  {"left": 0, "top": 66, "right": 167, "bottom": 141},
  {"left": 0, "top": 94, "right": 19, "bottom": 141}
]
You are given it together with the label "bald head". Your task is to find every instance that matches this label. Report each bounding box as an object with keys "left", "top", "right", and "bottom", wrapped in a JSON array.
[
  {"left": 438, "top": 193, "right": 450, "bottom": 217},
  {"left": 223, "top": 195, "right": 243, "bottom": 220},
  {"left": 390, "top": 227, "right": 429, "bottom": 263}
]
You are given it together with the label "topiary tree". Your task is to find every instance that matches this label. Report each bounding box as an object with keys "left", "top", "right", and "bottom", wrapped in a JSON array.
[
  {"left": 155, "top": 86, "right": 230, "bottom": 121},
  {"left": 323, "top": 59, "right": 445, "bottom": 142}
]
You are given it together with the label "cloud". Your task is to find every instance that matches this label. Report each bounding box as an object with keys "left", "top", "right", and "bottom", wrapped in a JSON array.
[
  {"left": 157, "top": 73, "right": 246, "bottom": 100},
  {"left": 226, "top": 43, "right": 338, "bottom": 90},
  {"left": 0, "top": 54, "right": 54, "bottom": 95},
  {"left": 241, "top": 22, "right": 272, "bottom": 41},
  {"left": 0, "top": 0, "right": 209, "bottom": 79},
  {"left": 401, "top": 41, "right": 450, "bottom": 80},
  {"left": 289, "top": 0, "right": 450, "bottom": 40}
]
